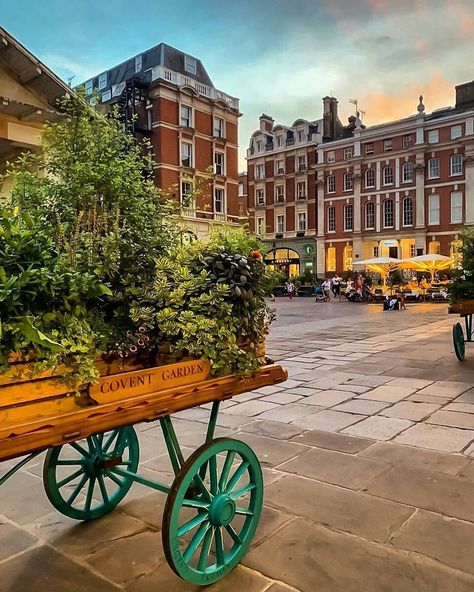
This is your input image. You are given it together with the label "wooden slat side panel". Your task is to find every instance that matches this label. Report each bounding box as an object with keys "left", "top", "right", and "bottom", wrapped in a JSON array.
[
  {"left": 449, "top": 300, "right": 474, "bottom": 315},
  {"left": 0, "top": 377, "right": 76, "bottom": 409}
]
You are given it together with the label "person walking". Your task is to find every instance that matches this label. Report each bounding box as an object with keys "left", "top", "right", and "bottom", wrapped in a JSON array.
[
  {"left": 321, "top": 278, "right": 331, "bottom": 302},
  {"left": 285, "top": 280, "right": 295, "bottom": 301},
  {"left": 331, "top": 274, "right": 341, "bottom": 300}
]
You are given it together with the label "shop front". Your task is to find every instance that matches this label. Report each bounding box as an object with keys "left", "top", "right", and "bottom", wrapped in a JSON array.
[{"left": 264, "top": 248, "right": 300, "bottom": 278}]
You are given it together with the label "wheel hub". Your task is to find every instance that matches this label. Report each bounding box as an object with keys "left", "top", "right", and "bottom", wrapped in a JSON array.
[
  {"left": 209, "top": 494, "right": 236, "bottom": 527},
  {"left": 84, "top": 454, "right": 104, "bottom": 477}
]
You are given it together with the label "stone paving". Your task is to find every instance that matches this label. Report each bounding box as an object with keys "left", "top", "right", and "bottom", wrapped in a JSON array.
[{"left": 2, "top": 301, "right": 474, "bottom": 591}]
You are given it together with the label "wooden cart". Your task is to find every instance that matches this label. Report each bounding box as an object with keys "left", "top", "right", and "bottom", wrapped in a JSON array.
[
  {"left": 448, "top": 300, "right": 474, "bottom": 360},
  {"left": 0, "top": 355, "right": 287, "bottom": 586}
]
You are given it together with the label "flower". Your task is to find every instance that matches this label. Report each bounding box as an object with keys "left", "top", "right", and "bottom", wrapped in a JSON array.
[{"left": 251, "top": 250, "right": 263, "bottom": 260}]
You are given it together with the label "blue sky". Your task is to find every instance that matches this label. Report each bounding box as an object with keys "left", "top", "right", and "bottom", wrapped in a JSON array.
[{"left": 3, "top": 0, "right": 474, "bottom": 169}]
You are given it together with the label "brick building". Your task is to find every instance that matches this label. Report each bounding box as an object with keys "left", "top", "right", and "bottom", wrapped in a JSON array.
[
  {"left": 80, "top": 43, "right": 240, "bottom": 239},
  {"left": 247, "top": 83, "right": 474, "bottom": 277}
]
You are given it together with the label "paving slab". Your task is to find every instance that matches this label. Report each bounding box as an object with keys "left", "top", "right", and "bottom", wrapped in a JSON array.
[
  {"left": 240, "top": 420, "right": 304, "bottom": 440},
  {"left": 291, "top": 429, "right": 375, "bottom": 454},
  {"left": 225, "top": 400, "right": 281, "bottom": 417},
  {"left": 0, "top": 521, "right": 37, "bottom": 561},
  {"left": 408, "top": 393, "right": 454, "bottom": 404},
  {"left": 257, "top": 404, "right": 320, "bottom": 423},
  {"left": 278, "top": 447, "right": 389, "bottom": 490},
  {"left": 302, "top": 389, "right": 354, "bottom": 407},
  {"left": 244, "top": 519, "right": 474, "bottom": 592},
  {"left": 379, "top": 401, "right": 441, "bottom": 421},
  {"left": 291, "top": 409, "right": 365, "bottom": 432},
  {"left": 344, "top": 375, "right": 393, "bottom": 388},
  {"left": 394, "top": 423, "right": 474, "bottom": 453},
  {"left": 426, "top": 410, "right": 474, "bottom": 429},
  {"left": 265, "top": 474, "right": 415, "bottom": 543},
  {"left": 342, "top": 416, "right": 413, "bottom": 441},
  {"left": 385, "top": 377, "right": 434, "bottom": 389},
  {"left": 416, "top": 381, "right": 472, "bottom": 398},
  {"left": 332, "top": 399, "right": 389, "bottom": 415},
  {"left": 445, "top": 403, "right": 474, "bottom": 414},
  {"left": 455, "top": 389, "right": 474, "bottom": 403},
  {"left": 359, "top": 385, "right": 417, "bottom": 403},
  {"left": 259, "top": 392, "right": 303, "bottom": 404},
  {"left": 236, "top": 433, "right": 308, "bottom": 467}
]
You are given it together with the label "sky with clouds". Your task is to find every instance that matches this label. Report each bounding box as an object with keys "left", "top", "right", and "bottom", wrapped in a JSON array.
[{"left": 2, "top": 0, "right": 474, "bottom": 169}]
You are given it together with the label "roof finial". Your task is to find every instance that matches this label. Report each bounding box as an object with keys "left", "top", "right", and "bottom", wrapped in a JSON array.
[
  {"left": 417, "top": 94, "right": 425, "bottom": 113},
  {"left": 355, "top": 110, "right": 363, "bottom": 130}
]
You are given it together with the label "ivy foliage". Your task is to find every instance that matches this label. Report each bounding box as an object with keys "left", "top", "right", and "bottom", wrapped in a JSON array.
[{"left": 451, "top": 228, "right": 474, "bottom": 301}]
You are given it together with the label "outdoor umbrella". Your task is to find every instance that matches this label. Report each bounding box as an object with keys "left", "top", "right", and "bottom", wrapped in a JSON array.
[
  {"left": 353, "top": 257, "right": 401, "bottom": 288},
  {"left": 400, "top": 254, "right": 454, "bottom": 282}
]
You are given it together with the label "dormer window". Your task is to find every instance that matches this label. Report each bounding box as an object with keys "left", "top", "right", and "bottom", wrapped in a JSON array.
[
  {"left": 98, "top": 72, "right": 107, "bottom": 91},
  {"left": 85, "top": 80, "right": 93, "bottom": 95},
  {"left": 184, "top": 55, "right": 197, "bottom": 75},
  {"left": 135, "top": 54, "right": 142, "bottom": 73}
]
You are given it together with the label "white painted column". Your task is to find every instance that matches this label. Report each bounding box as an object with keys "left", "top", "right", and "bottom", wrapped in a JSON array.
[
  {"left": 415, "top": 154, "right": 425, "bottom": 228},
  {"left": 316, "top": 179, "right": 326, "bottom": 276},
  {"left": 395, "top": 191, "right": 400, "bottom": 231},
  {"left": 376, "top": 195, "right": 381, "bottom": 232}
]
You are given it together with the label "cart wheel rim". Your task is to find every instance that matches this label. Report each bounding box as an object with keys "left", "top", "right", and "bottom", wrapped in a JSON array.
[
  {"left": 162, "top": 437, "right": 263, "bottom": 586},
  {"left": 43, "top": 427, "right": 139, "bottom": 520},
  {"left": 453, "top": 322, "right": 466, "bottom": 361}
]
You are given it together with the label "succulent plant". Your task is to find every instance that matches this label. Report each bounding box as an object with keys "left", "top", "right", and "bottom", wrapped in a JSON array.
[{"left": 203, "top": 247, "right": 256, "bottom": 300}]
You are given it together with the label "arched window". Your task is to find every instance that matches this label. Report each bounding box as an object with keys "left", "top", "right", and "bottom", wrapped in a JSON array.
[
  {"left": 383, "top": 199, "right": 394, "bottom": 227},
  {"left": 365, "top": 168, "right": 375, "bottom": 188},
  {"left": 365, "top": 201, "right": 375, "bottom": 229},
  {"left": 402, "top": 197, "right": 413, "bottom": 226},
  {"left": 402, "top": 162, "right": 414, "bottom": 182},
  {"left": 383, "top": 166, "right": 394, "bottom": 185}
]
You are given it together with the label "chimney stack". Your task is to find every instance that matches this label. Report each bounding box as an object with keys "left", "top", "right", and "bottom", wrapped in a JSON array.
[
  {"left": 322, "top": 96, "right": 339, "bottom": 140},
  {"left": 455, "top": 81, "right": 474, "bottom": 110},
  {"left": 259, "top": 114, "right": 274, "bottom": 133}
]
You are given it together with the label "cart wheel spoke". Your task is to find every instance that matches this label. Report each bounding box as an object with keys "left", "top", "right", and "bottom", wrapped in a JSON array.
[
  {"left": 69, "top": 441, "right": 90, "bottom": 457},
  {"left": 104, "top": 470, "right": 125, "bottom": 487},
  {"left": 178, "top": 512, "right": 209, "bottom": 537},
  {"left": 225, "top": 524, "right": 242, "bottom": 545},
  {"left": 235, "top": 506, "right": 254, "bottom": 516},
  {"left": 218, "top": 450, "right": 235, "bottom": 491},
  {"left": 97, "top": 473, "right": 110, "bottom": 505},
  {"left": 56, "top": 459, "right": 85, "bottom": 466},
  {"left": 66, "top": 474, "right": 89, "bottom": 505},
  {"left": 226, "top": 461, "right": 249, "bottom": 493},
  {"left": 57, "top": 467, "right": 85, "bottom": 489},
  {"left": 215, "top": 527, "right": 225, "bottom": 567},
  {"left": 102, "top": 430, "right": 119, "bottom": 454},
  {"left": 209, "top": 455, "right": 218, "bottom": 495},
  {"left": 181, "top": 498, "right": 210, "bottom": 510},
  {"left": 84, "top": 476, "right": 96, "bottom": 514},
  {"left": 197, "top": 527, "right": 214, "bottom": 571},
  {"left": 230, "top": 483, "right": 255, "bottom": 500},
  {"left": 183, "top": 522, "right": 211, "bottom": 563},
  {"left": 191, "top": 474, "right": 212, "bottom": 502}
]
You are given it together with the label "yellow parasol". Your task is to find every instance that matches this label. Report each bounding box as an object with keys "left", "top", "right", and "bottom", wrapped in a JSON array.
[
  {"left": 353, "top": 257, "right": 401, "bottom": 288},
  {"left": 400, "top": 254, "right": 453, "bottom": 282}
]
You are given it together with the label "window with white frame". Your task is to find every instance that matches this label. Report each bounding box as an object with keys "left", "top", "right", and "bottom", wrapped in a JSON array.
[
  {"left": 451, "top": 125, "right": 462, "bottom": 140},
  {"left": 327, "top": 206, "right": 336, "bottom": 232},
  {"left": 428, "top": 129, "right": 439, "bottom": 144},
  {"left": 428, "top": 158, "right": 440, "bottom": 179},
  {"left": 298, "top": 212, "right": 307, "bottom": 231},
  {"left": 181, "top": 142, "right": 193, "bottom": 167},
  {"left": 98, "top": 72, "right": 107, "bottom": 90},
  {"left": 214, "top": 188, "right": 225, "bottom": 213},
  {"left": 297, "top": 155, "right": 306, "bottom": 171},
  {"left": 256, "top": 140, "right": 263, "bottom": 151},
  {"left": 365, "top": 201, "right": 375, "bottom": 229},
  {"left": 344, "top": 172, "right": 353, "bottom": 191},
  {"left": 275, "top": 159, "right": 284, "bottom": 174},
  {"left": 85, "top": 80, "right": 93, "bottom": 95},
  {"left": 373, "top": 246, "right": 379, "bottom": 257},
  {"left": 344, "top": 146, "right": 353, "bottom": 160},
  {"left": 184, "top": 55, "right": 197, "bottom": 74},
  {"left": 213, "top": 117, "right": 224, "bottom": 138},
  {"left": 327, "top": 151, "right": 335, "bottom": 163},
  {"left": 410, "top": 244, "right": 416, "bottom": 257},
  {"left": 238, "top": 183, "right": 244, "bottom": 196},
  {"left": 276, "top": 215, "right": 284, "bottom": 234},
  {"left": 383, "top": 200, "right": 394, "bottom": 227},
  {"left": 135, "top": 54, "right": 142, "bottom": 73},
  {"left": 365, "top": 143, "right": 374, "bottom": 155},
  {"left": 214, "top": 152, "right": 225, "bottom": 175},
  {"left": 450, "top": 154, "right": 463, "bottom": 176},
  {"left": 276, "top": 185, "right": 284, "bottom": 203},
  {"left": 451, "top": 191, "right": 463, "bottom": 223},
  {"left": 180, "top": 105, "right": 192, "bottom": 127},
  {"left": 384, "top": 139, "right": 392, "bottom": 151},
  {"left": 344, "top": 204, "right": 353, "bottom": 231},
  {"left": 428, "top": 194, "right": 440, "bottom": 225},
  {"left": 256, "top": 188, "right": 265, "bottom": 206},
  {"left": 101, "top": 90, "right": 112, "bottom": 102},
  {"left": 255, "top": 164, "right": 264, "bottom": 180},
  {"left": 181, "top": 181, "right": 193, "bottom": 204},
  {"left": 327, "top": 175, "right": 336, "bottom": 193},
  {"left": 383, "top": 166, "right": 394, "bottom": 185},
  {"left": 402, "top": 135, "right": 413, "bottom": 149},
  {"left": 402, "top": 197, "right": 413, "bottom": 226},
  {"left": 147, "top": 108, "right": 153, "bottom": 131},
  {"left": 256, "top": 217, "right": 265, "bottom": 236},
  {"left": 402, "top": 161, "right": 414, "bottom": 182},
  {"left": 276, "top": 135, "right": 283, "bottom": 147},
  {"left": 297, "top": 181, "right": 306, "bottom": 199},
  {"left": 297, "top": 130, "right": 305, "bottom": 142},
  {"left": 365, "top": 168, "right": 375, "bottom": 188}
]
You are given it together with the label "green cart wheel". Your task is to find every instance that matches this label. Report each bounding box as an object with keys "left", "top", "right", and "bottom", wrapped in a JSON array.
[
  {"left": 162, "top": 437, "right": 263, "bottom": 586},
  {"left": 43, "top": 427, "right": 139, "bottom": 520},
  {"left": 453, "top": 322, "right": 466, "bottom": 361}
]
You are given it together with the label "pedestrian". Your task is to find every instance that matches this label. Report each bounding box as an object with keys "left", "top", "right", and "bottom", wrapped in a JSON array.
[
  {"left": 331, "top": 274, "right": 341, "bottom": 300},
  {"left": 285, "top": 280, "right": 295, "bottom": 301},
  {"left": 399, "top": 291, "right": 407, "bottom": 310},
  {"left": 321, "top": 278, "right": 331, "bottom": 302},
  {"left": 344, "top": 277, "right": 353, "bottom": 300}
]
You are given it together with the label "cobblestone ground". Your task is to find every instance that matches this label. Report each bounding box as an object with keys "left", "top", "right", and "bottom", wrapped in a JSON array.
[{"left": 2, "top": 300, "right": 474, "bottom": 591}]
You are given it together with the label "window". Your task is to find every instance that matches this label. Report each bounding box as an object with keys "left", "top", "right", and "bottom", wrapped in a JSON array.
[
  {"left": 383, "top": 200, "right": 394, "bottom": 227},
  {"left": 85, "top": 80, "right": 93, "bottom": 95},
  {"left": 297, "top": 155, "right": 306, "bottom": 171},
  {"left": 326, "top": 247, "right": 336, "bottom": 272},
  {"left": 344, "top": 172, "right": 353, "bottom": 191},
  {"left": 181, "top": 143, "right": 193, "bottom": 167},
  {"left": 344, "top": 246, "right": 353, "bottom": 271},
  {"left": 327, "top": 151, "right": 335, "bottom": 163},
  {"left": 344, "top": 147, "right": 353, "bottom": 160},
  {"left": 238, "top": 182, "right": 244, "bottom": 196},
  {"left": 256, "top": 217, "right": 265, "bottom": 236},
  {"left": 298, "top": 212, "right": 307, "bottom": 231},
  {"left": 214, "top": 152, "right": 225, "bottom": 175},
  {"left": 365, "top": 143, "right": 374, "bottom": 155},
  {"left": 214, "top": 188, "right": 225, "bottom": 213},
  {"left": 297, "top": 181, "right": 306, "bottom": 199},
  {"left": 428, "top": 158, "right": 440, "bottom": 179},
  {"left": 297, "top": 130, "right": 305, "bottom": 142},
  {"left": 98, "top": 72, "right": 107, "bottom": 90},
  {"left": 327, "top": 206, "right": 336, "bottom": 232},
  {"left": 451, "top": 191, "right": 463, "bottom": 223},
  {"left": 256, "top": 140, "right": 263, "bottom": 151},
  {"left": 276, "top": 215, "right": 284, "bottom": 234},
  {"left": 181, "top": 181, "right": 193, "bottom": 204},
  {"left": 365, "top": 168, "right": 375, "bottom": 188},
  {"left": 135, "top": 54, "right": 142, "bottom": 73},
  {"left": 344, "top": 204, "right": 353, "bottom": 231},
  {"left": 451, "top": 125, "right": 462, "bottom": 140},
  {"left": 402, "top": 162, "right": 414, "bottom": 182},
  {"left": 276, "top": 186, "right": 284, "bottom": 203},
  {"left": 402, "top": 197, "right": 413, "bottom": 226},
  {"left": 256, "top": 188, "right": 265, "bottom": 206},
  {"left": 402, "top": 135, "right": 413, "bottom": 149},
  {"left": 101, "top": 90, "right": 112, "bottom": 102},
  {"left": 428, "top": 130, "right": 439, "bottom": 144},
  {"left": 450, "top": 154, "right": 463, "bottom": 176},
  {"left": 327, "top": 175, "right": 336, "bottom": 193},
  {"left": 428, "top": 194, "right": 440, "bottom": 225},
  {"left": 275, "top": 160, "right": 284, "bottom": 174},
  {"left": 255, "top": 164, "right": 264, "bottom": 180},
  {"left": 214, "top": 117, "right": 224, "bottom": 138},
  {"left": 384, "top": 139, "right": 392, "bottom": 151},
  {"left": 180, "top": 105, "right": 192, "bottom": 127},
  {"left": 365, "top": 201, "right": 375, "bottom": 229},
  {"left": 429, "top": 241, "right": 440, "bottom": 255},
  {"left": 373, "top": 246, "right": 379, "bottom": 258},
  {"left": 383, "top": 166, "right": 394, "bottom": 185},
  {"left": 184, "top": 55, "right": 197, "bottom": 74},
  {"left": 276, "top": 135, "right": 283, "bottom": 147},
  {"left": 410, "top": 244, "right": 416, "bottom": 257}
]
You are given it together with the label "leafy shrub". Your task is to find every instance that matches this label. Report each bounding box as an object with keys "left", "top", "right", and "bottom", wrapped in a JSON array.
[{"left": 451, "top": 228, "right": 474, "bottom": 301}]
